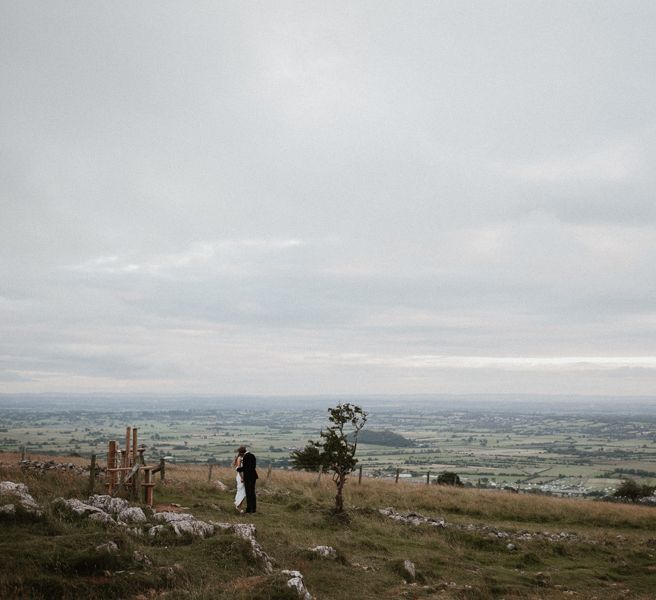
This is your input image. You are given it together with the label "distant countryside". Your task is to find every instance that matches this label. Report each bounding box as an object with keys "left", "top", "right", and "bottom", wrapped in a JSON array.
[{"left": 2, "top": 395, "right": 655, "bottom": 498}]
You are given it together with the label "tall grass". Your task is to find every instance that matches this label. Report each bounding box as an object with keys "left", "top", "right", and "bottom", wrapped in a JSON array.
[{"left": 165, "top": 463, "right": 656, "bottom": 532}]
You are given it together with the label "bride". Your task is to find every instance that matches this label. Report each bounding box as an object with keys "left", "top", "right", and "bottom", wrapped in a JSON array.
[{"left": 233, "top": 446, "right": 247, "bottom": 512}]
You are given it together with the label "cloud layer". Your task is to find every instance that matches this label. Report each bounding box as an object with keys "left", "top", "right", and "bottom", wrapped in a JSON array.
[{"left": 2, "top": 2, "right": 656, "bottom": 396}]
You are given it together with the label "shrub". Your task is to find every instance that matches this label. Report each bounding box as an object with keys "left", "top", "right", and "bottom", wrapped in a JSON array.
[
  {"left": 614, "top": 479, "right": 655, "bottom": 501},
  {"left": 436, "top": 471, "right": 463, "bottom": 486}
]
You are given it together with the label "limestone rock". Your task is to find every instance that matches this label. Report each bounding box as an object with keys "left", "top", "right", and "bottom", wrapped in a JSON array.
[
  {"left": 214, "top": 480, "right": 229, "bottom": 491},
  {"left": 309, "top": 545, "right": 337, "bottom": 559},
  {"left": 87, "top": 495, "right": 129, "bottom": 515},
  {"left": 95, "top": 541, "right": 119, "bottom": 554},
  {"left": 148, "top": 525, "right": 168, "bottom": 538},
  {"left": 232, "top": 523, "right": 274, "bottom": 573},
  {"left": 379, "top": 507, "right": 446, "bottom": 528},
  {"left": 153, "top": 511, "right": 214, "bottom": 538},
  {"left": 88, "top": 512, "right": 116, "bottom": 525},
  {"left": 118, "top": 506, "right": 147, "bottom": 523},
  {"left": 53, "top": 497, "right": 105, "bottom": 517},
  {"left": 282, "top": 570, "right": 312, "bottom": 600},
  {"left": 0, "top": 481, "right": 42, "bottom": 515},
  {"left": 0, "top": 504, "right": 16, "bottom": 516},
  {"left": 402, "top": 560, "right": 416, "bottom": 581}
]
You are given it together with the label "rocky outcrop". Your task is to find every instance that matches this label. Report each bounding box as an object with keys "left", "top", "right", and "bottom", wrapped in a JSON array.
[
  {"left": 379, "top": 506, "right": 590, "bottom": 545},
  {"left": 231, "top": 523, "right": 275, "bottom": 573},
  {"left": 53, "top": 497, "right": 106, "bottom": 518},
  {"left": 309, "top": 545, "right": 337, "bottom": 559},
  {"left": 0, "top": 481, "right": 42, "bottom": 516},
  {"left": 54, "top": 495, "right": 148, "bottom": 526},
  {"left": 379, "top": 507, "right": 446, "bottom": 528},
  {"left": 87, "top": 495, "right": 148, "bottom": 523},
  {"left": 282, "top": 570, "right": 312, "bottom": 600},
  {"left": 152, "top": 512, "right": 215, "bottom": 538}
]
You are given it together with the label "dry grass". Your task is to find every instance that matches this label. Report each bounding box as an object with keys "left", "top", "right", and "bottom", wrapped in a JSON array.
[
  {"left": 2, "top": 453, "right": 656, "bottom": 599},
  {"left": 164, "top": 463, "right": 656, "bottom": 533}
]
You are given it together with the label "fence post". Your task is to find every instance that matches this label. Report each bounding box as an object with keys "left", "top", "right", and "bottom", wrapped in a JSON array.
[
  {"left": 315, "top": 469, "right": 323, "bottom": 485},
  {"left": 88, "top": 453, "right": 96, "bottom": 493},
  {"left": 159, "top": 457, "right": 166, "bottom": 481},
  {"left": 124, "top": 427, "right": 131, "bottom": 468},
  {"left": 426, "top": 471, "right": 430, "bottom": 485},
  {"left": 207, "top": 464, "right": 214, "bottom": 483},
  {"left": 266, "top": 463, "right": 272, "bottom": 482},
  {"left": 20, "top": 445, "right": 26, "bottom": 461},
  {"left": 107, "top": 440, "right": 117, "bottom": 494},
  {"left": 132, "top": 463, "right": 140, "bottom": 500},
  {"left": 395, "top": 468, "right": 400, "bottom": 484},
  {"left": 358, "top": 465, "right": 363, "bottom": 484}
]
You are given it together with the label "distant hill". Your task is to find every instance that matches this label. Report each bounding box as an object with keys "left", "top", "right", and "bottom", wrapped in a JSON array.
[{"left": 351, "top": 429, "right": 415, "bottom": 447}]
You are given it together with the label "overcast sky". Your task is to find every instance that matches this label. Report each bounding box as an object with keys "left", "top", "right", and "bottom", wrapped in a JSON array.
[{"left": 1, "top": 1, "right": 655, "bottom": 398}]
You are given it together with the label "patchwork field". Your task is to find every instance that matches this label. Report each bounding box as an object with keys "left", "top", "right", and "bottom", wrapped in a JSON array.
[{"left": 1, "top": 396, "right": 655, "bottom": 497}]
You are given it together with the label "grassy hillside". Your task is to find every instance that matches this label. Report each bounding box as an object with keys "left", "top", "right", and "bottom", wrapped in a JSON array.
[{"left": 1, "top": 454, "right": 655, "bottom": 599}]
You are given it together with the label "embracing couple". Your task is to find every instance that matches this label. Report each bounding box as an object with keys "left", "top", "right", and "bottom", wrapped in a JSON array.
[{"left": 233, "top": 446, "right": 258, "bottom": 514}]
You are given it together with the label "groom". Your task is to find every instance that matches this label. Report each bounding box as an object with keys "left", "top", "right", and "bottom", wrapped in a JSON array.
[{"left": 237, "top": 448, "right": 258, "bottom": 513}]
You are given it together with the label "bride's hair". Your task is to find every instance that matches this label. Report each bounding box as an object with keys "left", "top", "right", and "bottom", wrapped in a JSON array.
[{"left": 233, "top": 446, "right": 247, "bottom": 468}]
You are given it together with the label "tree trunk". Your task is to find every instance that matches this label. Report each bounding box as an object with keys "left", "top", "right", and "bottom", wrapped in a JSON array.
[{"left": 335, "top": 473, "right": 346, "bottom": 512}]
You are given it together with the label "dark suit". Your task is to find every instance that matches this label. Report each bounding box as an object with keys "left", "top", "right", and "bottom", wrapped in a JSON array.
[{"left": 237, "top": 451, "right": 258, "bottom": 513}]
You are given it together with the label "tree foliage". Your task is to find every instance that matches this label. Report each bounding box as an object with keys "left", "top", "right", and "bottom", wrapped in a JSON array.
[
  {"left": 614, "top": 478, "right": 655, "bottom": 500},
  {"left": 289, "top": 444, "right": 323, "bottom": 471},
  {"left": 436, "top": 471, "right": 463, "bottom": 486},
  {"left": 311, "top": 403, "right": 367, "bottom": 513}
]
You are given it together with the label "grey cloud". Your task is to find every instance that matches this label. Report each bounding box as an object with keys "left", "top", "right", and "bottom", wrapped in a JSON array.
[{"left": 2, "top": 2, "right": 656, "bottom": 395}]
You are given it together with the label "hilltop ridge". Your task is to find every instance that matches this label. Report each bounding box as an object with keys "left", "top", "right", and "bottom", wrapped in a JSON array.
[{"left": 1, "top": 454, "right": 655, "bottom": 599}]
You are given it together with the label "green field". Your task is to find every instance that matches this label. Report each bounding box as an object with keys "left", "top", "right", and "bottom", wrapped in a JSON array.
[{"left": 2, "top": 397, "right": 656, "bottom": 497}]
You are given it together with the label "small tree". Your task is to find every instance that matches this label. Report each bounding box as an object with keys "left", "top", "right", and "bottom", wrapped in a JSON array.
[
  {"left": 312, "top": 403, "right": 367, "bottom": 513},
  {"left": 614, "top": 478, "right": 655, "bottom": 501},
  {"left": 437, "top": 471, "right": 462, "bottom": 486},
  {"left": 289, "top": 444, "right": 323, "bottom": 471}
]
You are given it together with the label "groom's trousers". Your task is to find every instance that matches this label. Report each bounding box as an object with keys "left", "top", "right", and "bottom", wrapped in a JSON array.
[{"left": 244, "top": 478, "right": 257, "bottom": 513}]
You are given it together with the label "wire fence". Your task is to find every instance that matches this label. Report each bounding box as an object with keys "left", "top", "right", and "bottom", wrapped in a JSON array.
[{"left": 6, "top": 444, "right": 436, "bottom": 490}]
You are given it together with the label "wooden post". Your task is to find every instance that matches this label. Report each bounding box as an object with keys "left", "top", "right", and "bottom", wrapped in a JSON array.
[
  {"left": 207, "top": 464, "right": 214, "bottom": 483},
  {"left": 159, "top": 457, "right": 166, "bottom": 481},
  {"left": 117, "top": 450, "right": 125, "bottom": 488},
  {"left": 395, "top": 468, "right": 400, "bottom": 484},
  {"left": 20, "top": 445, "right": 26, "bottom": 461},
  {"left": 266, "top": 463, "right": 272, "bottom": 482},
  {"left": 426, "top": 471, "right": 430, "bottom": 485},
  {"left": 358, "top": 465, "right": 363, "bottom": 485},
  {"left": 132, "top": 464, "right": 140, "bottom": 500},
  {"left": 107, "top": 440, "right": 117, "bottom": 493},
  {"left": 315, "top": 468, "right": 323, "bottom": 485},
  {"left": 142, "top": 467, "right": 154, "bottom": 507},
  {"left": 132, "top": 428, "right": 138, "bottom": 467},
  {"left": 124, "top": 427, "right": 132, "bottom": 468},
  {"left": 88, "top": 453, "right": 96, "bottom": 494}
]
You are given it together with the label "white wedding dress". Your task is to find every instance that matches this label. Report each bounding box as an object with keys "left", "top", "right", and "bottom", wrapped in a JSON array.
[{"left": 235, "top": 458, "right": 246, "bottom": 508}]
